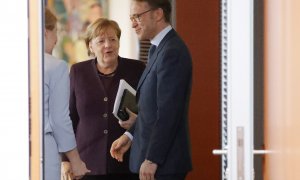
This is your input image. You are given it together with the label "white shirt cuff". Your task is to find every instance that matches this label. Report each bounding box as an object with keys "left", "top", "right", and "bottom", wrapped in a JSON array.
[{"left": 124, "top": 131, "right": 133, "bottom": 141}]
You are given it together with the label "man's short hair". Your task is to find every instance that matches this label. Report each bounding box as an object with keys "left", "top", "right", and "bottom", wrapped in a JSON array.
[{"left": 134, "top": 0, "right": 172, "bottom": 23}]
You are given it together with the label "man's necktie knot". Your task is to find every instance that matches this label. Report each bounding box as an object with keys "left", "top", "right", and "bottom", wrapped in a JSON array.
[{"left": 148, "top": 44, "right": 156, "bottom": 59}]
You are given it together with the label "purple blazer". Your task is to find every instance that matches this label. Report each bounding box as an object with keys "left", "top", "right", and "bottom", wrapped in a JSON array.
[{"left": 69, "top": 57, "right": 145, "bottom": 175}]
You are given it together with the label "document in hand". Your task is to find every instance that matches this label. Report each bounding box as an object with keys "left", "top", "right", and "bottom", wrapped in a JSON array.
[{"left": 113, "top": 79, "right": 138, "bottom": 121}]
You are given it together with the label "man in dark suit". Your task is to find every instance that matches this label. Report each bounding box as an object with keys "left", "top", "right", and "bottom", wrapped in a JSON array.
[{"left": 110, "top": 0, "right": 193, "bottom": 179}]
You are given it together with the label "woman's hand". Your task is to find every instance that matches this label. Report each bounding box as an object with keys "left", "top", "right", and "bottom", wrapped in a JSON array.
[
  {"left": 65, "top": 148, "right": 91, "bottom": 179},
  {"left": 70, "top": 159, "right": 90, "bottom": 179}
]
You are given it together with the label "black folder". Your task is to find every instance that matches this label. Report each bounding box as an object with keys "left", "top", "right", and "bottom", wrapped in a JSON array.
[{"left": 117, "top": 89, "right": 138, "bottom": 121}]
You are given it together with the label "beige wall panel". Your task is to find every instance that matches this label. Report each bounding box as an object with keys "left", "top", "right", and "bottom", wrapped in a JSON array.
[
  {"left": 29, "top": 0, "right": 43, "bottom": 179},
  {"left": 264, "top": 0, "right": 300, "bottom": 179}
]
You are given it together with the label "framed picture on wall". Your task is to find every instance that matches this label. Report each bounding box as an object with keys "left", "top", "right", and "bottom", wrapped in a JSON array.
[{"left": 47, "top": 0, "right": 109, "bottom": 64}]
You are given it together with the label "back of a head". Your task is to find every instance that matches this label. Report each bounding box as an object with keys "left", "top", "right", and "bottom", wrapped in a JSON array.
[
  {"left": 133, "top": 0, "right": 172, "bottom": 23},
  {"left": 45, "top": 8, "right": 57, "bottom": 31}
]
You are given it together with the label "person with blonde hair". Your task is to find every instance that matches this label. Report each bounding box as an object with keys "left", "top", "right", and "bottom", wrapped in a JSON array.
[
  {"left": 69, "top": 17, "right": 145, "bottom": 180},
  {"left": 44, "top": 7, "right": 90, "bottom": 180}
]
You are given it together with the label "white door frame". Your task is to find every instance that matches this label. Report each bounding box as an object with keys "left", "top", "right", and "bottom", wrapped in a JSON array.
[
  {"left": 214, "top": 0, "right": 254, "bottom": 179},
  {"left": 227, "top": 0, "right": 254, "bottom": 179}
]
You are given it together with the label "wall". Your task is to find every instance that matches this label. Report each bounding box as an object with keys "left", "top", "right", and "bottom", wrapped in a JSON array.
[
  {"left": 176, "top": 1, "right": 221, "bottom": 179},
  {"left": 109, "top": 0, "right": 139, "bottom": 60},
  {"left": 0, "top": 0, "right": 30, "bottom": 179},
  {"left": 264, "top": 0, "right": 300, "bottom": 179}
]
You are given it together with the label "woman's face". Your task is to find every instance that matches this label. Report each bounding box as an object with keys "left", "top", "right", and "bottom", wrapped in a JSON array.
[
  {"left": 45, "top": 26, "right": 57, "bottom": 54},
  {"left": 89, "top": 27, "right": 120, "bottom": 65}
]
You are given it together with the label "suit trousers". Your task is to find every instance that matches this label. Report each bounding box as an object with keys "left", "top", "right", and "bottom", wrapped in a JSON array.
[{"left": 155, "top": 173, "right": 187, "bottom": 180}]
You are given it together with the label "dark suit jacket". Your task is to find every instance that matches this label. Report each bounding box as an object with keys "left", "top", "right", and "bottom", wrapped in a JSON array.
[
  {"left": 69, "top": 57, "right": 145, "bottom": 175},
  {"left": 129, "top": 29, "right": 193, "bottom": 175}
]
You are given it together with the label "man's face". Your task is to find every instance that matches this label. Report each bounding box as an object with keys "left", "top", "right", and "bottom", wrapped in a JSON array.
[{"left": 130, "top": 1, "right": 156, "bottom": 40}]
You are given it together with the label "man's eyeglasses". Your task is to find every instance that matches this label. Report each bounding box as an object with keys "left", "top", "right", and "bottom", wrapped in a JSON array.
[{"left": 130, "top": 9, "right": 153, "bottom": 22}]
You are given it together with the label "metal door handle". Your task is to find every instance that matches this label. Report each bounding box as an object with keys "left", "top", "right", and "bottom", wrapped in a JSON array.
[
  {"left": 212, "top": 149, "right": 228, "bottom": 155},
  {"left": 253, "top": 150, "right": 273, "bottom": 155},
  {"left": 213, "top": 149, "right": 273, "bottom": 155}
]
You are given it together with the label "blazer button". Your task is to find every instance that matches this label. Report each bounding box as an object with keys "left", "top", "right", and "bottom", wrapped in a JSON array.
[
  {"left": 103, "top": 130, "right": 108, "bottom": 134},
  {"left": 103, "top": 113, "right": 108, "bottom": 118},
  {"left": 104, "top": 97, "right": 108, "bottom": 101}
]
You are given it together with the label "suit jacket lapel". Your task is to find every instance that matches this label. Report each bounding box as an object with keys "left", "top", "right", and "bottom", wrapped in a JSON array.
[
  {"left": 136, "top": 48, "right": 158, "bottom": 91},
  {"left": 136, "top": 29, "right": 176, "bottom": 93}
]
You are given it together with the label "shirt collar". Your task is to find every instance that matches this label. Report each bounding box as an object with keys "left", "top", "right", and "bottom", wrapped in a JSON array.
[{"left": 150, "top": 25, "right": 172, "bottom": 47}]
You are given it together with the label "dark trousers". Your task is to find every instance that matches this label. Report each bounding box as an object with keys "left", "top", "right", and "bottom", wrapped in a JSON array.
[
  {"left": 82, "top": 174, "right": 139, "bottom": 180},
  {"left": 155, "top": 173, "right": 187, "bottom": 180}
]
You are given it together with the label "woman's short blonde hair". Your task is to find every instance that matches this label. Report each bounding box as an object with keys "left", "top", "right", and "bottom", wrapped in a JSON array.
[
  {"left": 85, "top": 18, "right": 121, "bottom": 56},
  {"left": 45, "top": 8, "right": 57, "bottom": 30}
]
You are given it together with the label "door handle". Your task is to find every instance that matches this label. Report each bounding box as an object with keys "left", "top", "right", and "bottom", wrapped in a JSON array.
[
  {"left": 212, "top": 146, "right": 228, "bottom": 155},
  {"left": 212, "top": 149, "right": 228, "bottom": 155},
  {"left": 212, "top": 149, "right": 273, "bottom": 155},
  {"left": 253, "top": 150, "right": 273, "bottom": 155}
]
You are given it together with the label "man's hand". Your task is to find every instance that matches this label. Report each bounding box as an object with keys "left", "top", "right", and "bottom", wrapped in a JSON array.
[
  {"left": 110, "top": 134, "right": 132, "bottom": 162},
  {"left": 118, "top": 108, "right": 137, "bottom": 130},
  {"left": 139, "top": 159, "right": 158, "bottom": 180}
]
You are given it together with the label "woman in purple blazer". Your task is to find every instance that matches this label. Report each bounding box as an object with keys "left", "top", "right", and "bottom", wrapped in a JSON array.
[{"left": 69, "top": 18, "right": 145, "bottom": 180}]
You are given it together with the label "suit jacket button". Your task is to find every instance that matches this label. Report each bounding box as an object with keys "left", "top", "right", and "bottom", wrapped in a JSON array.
[
  {"left": 103, "top": 113, "right": 108, "bottom": 118},
  {"left": 104, "top": 97, "right": 108, "bottom": 101},
  {"left": 103, "top": 130, "right": 108, "bottom": 134}
]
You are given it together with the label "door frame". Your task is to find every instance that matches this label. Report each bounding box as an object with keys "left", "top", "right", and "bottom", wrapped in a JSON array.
[{"left": 220, "top": 0, "right": 254, "bottom": 179}]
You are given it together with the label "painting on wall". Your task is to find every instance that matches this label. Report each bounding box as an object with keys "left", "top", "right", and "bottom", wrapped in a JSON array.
[{"left": 47, "top": 0, "right": 109, "bottom": 64}]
